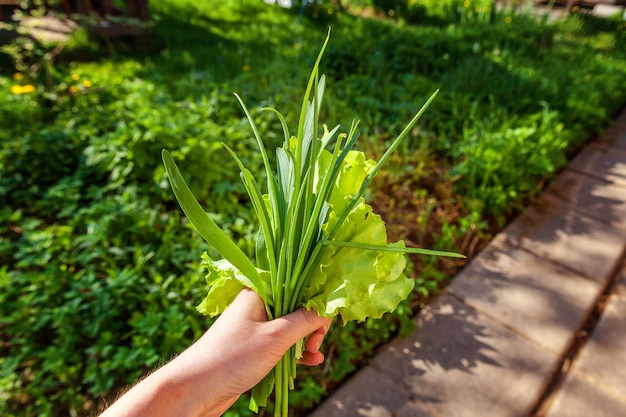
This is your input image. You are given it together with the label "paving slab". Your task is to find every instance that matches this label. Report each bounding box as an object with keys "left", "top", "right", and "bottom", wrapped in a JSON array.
[
  {"left": 545, "top": 372, "right": 626, "bottom": 417},
  {"left": 309, "top": 295, "right": 558, "bottom": 417},
  {"left": 394, "top": 402, "right": 436, "bottom": 417},
  {"left": 546, "top": 168, "right": 626, "bottom": 230},
  {"left": 448, "top": 241, "right": 601, "bottom": 354},
  {"left": 307, "top": 365, "right": 433, "bottom": 417},
  {"left": 566, "top": 293, "right": 626, "bottom": 402},
  {"left": 569, "top": 143, "right": 626, "bottom": 187},
  {"left": 368, "top": 295, "right": 557, "bottom": 417},
  {"left": 545, "top": 264, "right": 626, "bottom": 417},
  {"left": 496, "top": 194, "right": 626, "bottom": 282}
]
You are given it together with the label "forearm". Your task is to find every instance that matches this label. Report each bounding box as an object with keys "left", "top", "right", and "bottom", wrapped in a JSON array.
[{"left": 99, "top": 355, "right": 236, "bottom": 417}]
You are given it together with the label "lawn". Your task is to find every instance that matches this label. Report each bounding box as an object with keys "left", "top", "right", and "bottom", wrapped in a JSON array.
[{"left": 1, "top": 0, "right": 625, "bottom": 416}]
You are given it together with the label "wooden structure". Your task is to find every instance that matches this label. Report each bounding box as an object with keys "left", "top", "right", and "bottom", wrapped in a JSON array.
[{"left": 1, "top": 1, "right": 150, "bottom": 36}]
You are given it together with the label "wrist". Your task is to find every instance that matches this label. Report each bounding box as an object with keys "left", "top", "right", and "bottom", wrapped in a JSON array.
[{"left": 159, "top": 347, "right": 239, "bottom": 417}]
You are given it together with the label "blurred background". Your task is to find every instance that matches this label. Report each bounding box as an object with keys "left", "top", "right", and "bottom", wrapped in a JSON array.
[{"left": 1, "top": 1, "right": 625, "bottom": 415}]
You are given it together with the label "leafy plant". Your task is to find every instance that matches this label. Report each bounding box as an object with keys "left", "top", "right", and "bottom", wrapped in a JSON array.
[
  {"left": 451, "top": 104, "right": 570, "bottom": 218},
  {"left": 162, "top": 33, "right": 463, "bottom": 416}
]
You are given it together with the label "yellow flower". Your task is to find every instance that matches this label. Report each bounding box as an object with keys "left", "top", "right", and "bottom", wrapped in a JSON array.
[
  {"left": 21, "top": 85, "right": 36, "bottom": 94},
  {"left": 242, "top": 65, "right": 251, "bottom": 72},
  {"left": 504, "top": 16, "right": 512, "bottom": 24},
  {"left": 11, "top": 84, "right": 36, "bottom": 95},
  {"left": 69, "top": 85, "right": 79, "bottom": 94},
  {"left": 463, "top": 0, "right": 470, "bottom": 8},
  {"left": 71, "top": 73, "right": 80, "bottom": 81},
  {"left": 13, "top": 72, "right": 24, "bottom": 81},
  {"left": 571, "top": 5, "right": 579, "bottom": 12},
  {"left": 82, "top": 80, "right": 92, "bottom": 88}
]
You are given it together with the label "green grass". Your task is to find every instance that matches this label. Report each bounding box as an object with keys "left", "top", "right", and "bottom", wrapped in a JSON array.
[{"left": 1, "top": 1, "right": 625, "bottom": 416}]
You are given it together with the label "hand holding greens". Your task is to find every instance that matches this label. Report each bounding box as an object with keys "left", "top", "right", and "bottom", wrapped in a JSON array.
[{"left": 162, "top": 32, "right": 464, "bottom": 417}]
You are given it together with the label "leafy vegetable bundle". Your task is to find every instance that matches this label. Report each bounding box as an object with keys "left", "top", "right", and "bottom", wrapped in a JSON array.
[{"left": 162, "top": 34, "right": 463, "bottom": 417}]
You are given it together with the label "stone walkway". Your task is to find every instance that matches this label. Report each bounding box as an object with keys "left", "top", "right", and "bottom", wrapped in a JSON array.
[{"left": 307, "top": 109, "right": 626, "bottom": 417}]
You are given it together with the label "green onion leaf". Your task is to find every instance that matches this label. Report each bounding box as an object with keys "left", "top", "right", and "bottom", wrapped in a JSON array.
[{"left": 161, "top": 150, "right": 266, "bottom": 299}]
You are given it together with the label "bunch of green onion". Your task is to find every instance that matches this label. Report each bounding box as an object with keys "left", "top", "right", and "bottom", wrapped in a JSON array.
[{"left": 162, "top": 33, "right": 463, "bottom": 417}]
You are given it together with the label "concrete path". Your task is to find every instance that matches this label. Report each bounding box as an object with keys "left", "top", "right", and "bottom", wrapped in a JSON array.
[{"left": 308, "top": 109, "right": 626, "bottom": 417}]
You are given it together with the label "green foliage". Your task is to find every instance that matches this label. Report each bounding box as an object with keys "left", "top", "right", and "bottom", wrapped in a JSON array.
[
  {"left": 1, "top": 0, "right": 625, "bottom": 416},
  {"left": 0, "top": 190, "right": 211, "bottom": 416},
  {"left": 451, "top": 105, "right": 570, "bottom": 217}
]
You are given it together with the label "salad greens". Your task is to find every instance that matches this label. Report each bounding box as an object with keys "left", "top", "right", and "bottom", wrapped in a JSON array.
[{"left": 162, "top": 32, "right": 464, "bottom": 417}]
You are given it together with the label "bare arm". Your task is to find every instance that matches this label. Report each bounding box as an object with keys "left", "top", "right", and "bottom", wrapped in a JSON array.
[{"left": 99, "top": 288, "right": 332, "bottom": 417}]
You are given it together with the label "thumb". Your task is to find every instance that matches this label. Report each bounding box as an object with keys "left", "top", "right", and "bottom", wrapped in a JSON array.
[{"left": 269, "top": 308, "right": 332, "bottom": 349}]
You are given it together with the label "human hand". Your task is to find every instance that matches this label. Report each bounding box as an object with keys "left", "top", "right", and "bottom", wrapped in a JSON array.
[
  {"left": 175, "top": 287, "right": 332, "bottom": 414},
  {"left": 99, "top": 288, "right": 332, "bottom": 417}
]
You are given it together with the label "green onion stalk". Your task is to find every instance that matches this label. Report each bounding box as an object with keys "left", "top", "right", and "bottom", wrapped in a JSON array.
[{"left": 162, "top": 31, "right": 464, "bottom": 417}]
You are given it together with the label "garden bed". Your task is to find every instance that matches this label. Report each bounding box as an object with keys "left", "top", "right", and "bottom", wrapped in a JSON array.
[{"left": 1, "top": 1, "right": 626, "bottom": 416}]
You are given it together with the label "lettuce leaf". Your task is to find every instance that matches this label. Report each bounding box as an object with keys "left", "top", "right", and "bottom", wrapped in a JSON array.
[
  {"left": 197, "top": 148, "right": 413, "bottom": 325},
  {"left": 197, "top": 253, "right": 271, "bottom": 317},
  {"left": 303, "top": 149, "right": 413, "bottom": 323}
]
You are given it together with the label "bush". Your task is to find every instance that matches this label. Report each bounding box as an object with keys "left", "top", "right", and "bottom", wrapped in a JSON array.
[{"left": 451, "top": 105, "right": 570, "bottom": 217}]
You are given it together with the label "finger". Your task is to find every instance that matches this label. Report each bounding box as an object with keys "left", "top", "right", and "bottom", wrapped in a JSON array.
[
  {"left": 305, "top": 331, "right": 325, "bottom": 354},
  {"left": 298, "top": 350, "right": 325, "bottom": 366},
  {"left": 225, "top": 288, "right": 268, "bottom": 322},
  {"left": 270, "top": 308, "right": 332, "bottom": 348}
]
